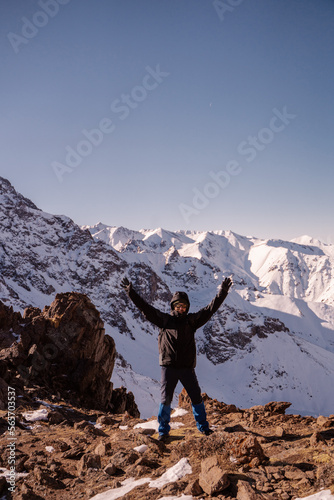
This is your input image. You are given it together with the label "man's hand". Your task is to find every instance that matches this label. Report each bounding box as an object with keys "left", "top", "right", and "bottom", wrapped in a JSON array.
[
  {"left": 120, "top": 276, "right": 131, "bottom": 291},
  {"left": 222, "top": 276, "right": 233, "bottom": 292}
]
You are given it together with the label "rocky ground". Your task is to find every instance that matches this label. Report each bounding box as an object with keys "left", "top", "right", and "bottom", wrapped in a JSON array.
[{"left": 1, "top": 390, "right": 334, "bottom": 500}]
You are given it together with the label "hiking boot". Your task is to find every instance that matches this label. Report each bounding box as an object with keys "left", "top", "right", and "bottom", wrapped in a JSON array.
[
  {"left": 202, "top": 428, "right": 214, "bottom": 436},
  {"left": 157, "top": 434, "right": 169, "bottom": 442}
]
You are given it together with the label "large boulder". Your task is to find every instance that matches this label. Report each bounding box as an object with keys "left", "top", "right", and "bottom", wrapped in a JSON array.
[{"left": 0, "top": 293, "right": 131, "bottom": 412}]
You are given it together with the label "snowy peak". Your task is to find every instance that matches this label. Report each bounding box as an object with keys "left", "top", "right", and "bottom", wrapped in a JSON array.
[
  {"left": 85, "top": 223, "right": 334, "bottom": 305},
  {"left": 82, "top": 223, "right": 144, "bottom": 251},
  {"left": 0, "top": 178, "right": 125, "bottom": 310},
  {"left": 249, "top": 238, "right": 333, "bottom": 304}
]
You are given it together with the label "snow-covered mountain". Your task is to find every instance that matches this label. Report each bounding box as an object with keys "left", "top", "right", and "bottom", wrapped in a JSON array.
[{"left": 1, "top": 177, "right": 334, "bottom": 418}]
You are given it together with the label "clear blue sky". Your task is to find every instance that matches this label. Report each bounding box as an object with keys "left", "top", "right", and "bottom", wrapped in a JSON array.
[{"left": 1, "top": 0, "right": 334, "bottom": 243}]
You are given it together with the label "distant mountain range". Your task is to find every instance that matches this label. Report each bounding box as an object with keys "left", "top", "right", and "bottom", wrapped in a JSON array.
[{"left": 1, "top": 176, "right": 333, "bottom": 417}]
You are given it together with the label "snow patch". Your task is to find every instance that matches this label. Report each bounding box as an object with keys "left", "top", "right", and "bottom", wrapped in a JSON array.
[
  {"left": 22, "top": 409, "right": 48, "bottom": 422},
  {"left": 133, "top": 444, "right": 148, "bottom": 453},
  {"left": 89, "top": 477, "right": 151, "bottom": 500},
  {"left": 134, "top": 419, "right": 184, "bottom": 432},
  {"left": 171, "top": 408, "right": 188, "bottom": 418},
  {"left": 295, "top": 490, "right": 334, "bottom": 500},
  {"left": 89, "top": 458, "right": 192, "bottom": 499},
  {"left": 149, "top": 458, "right": 192, "bottom": 488}
]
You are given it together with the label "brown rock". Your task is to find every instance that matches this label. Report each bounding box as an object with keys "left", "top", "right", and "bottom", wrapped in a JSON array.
[
  {"left": 97, "top": 415, "right": 116, "bottom": 425},
  {"left": 62, "top": 444, "right": 85, "bottom": 460},
  {"left": 95, "top": 441, "right": 112, "bottom": 456},
  {"left": 52, "top": 440, "right": 70, "bottom": 452},
  {"left": 48, "top": 410, "right": 65, "bottom": 425},
  {"left": 110, "top": 450, "right": 139, "bottom": 467},
  {"left": 263, "top": 401, "right": 291, "bottom": 414},
  {"left": 74, "top": 420, "right": 91, "bottom": 430},
  {"left": 224, "top": 424, "right": 247, "bottom": 433},
  {"left": 0, "top": 378, "right": 9, "bottom": 410},
  {"left": 33, "top": 465, "right": 64, "bottom": 489},
  {"left": 317, "top": 416, "right": 332, "bottom": 428},
  {"left": 310, "top": 431, "right": 326, "bottom": 446},
  {"left": 184, "top": 478, "right": 203, "bottom": 496},
  {"left": 15, "top": 452, "right": 29, "bottom": 473},
  {"left": 104, "top": 463, "right": 117, "bottom": 475},
  {"left": 199, "top": 455, "right": 230, "bottom": 495},
  {"left": 0, "top": 293, "right": 118, "bottom": 411},
  {"left": 138, "top": 427, "right": 156, "bottom": 435},
  {"left": 14, "top": 482, "right": 45, "bottom": 500},
  {"left": 237, "top": 479, "right": 265, "bottom": 499},
  {"left": 284, "top": 465, "right": 306, "bottom": 481},
  {"left": 275, "top": 426, "right": 285, "bottom": 437},
  {"left": 77, "top": 453, "right": 101, "bottom": 475},
  {"left": 227, "top": 433, "right": 267, "bottom": 465},
  {"left": 178, "top": 388, "right": 239, "bottom": 413},
  {"left": 0, "top": 477, "right": 6, "bottom": 495},
  {"left": 110, "top": 386, "right": 140, "bottom": 417},
  {"left": 297, "top": 477, "right": 311, "bottom": 488}
]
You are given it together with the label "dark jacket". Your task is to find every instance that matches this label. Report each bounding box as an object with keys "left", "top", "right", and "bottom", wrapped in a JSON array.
[{"left": 127, "top": 285, "right": 228, "bottom": 368}]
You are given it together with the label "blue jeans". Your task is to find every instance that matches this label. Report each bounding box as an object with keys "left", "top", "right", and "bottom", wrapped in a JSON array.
[{"left": 158, "top": 366, "right": 210, "bottom": 435}]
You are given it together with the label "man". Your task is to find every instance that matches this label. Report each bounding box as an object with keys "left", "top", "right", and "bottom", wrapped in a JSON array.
[{"left": 120, "top": 275, "right": 232, "bottom": 441}]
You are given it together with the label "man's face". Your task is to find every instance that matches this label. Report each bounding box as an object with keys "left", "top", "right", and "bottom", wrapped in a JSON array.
[{"left": 174, "top": 303, "right": 187, "bottom": 314}]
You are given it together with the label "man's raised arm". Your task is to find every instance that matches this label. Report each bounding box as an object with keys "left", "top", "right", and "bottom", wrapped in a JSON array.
[
  {"left": 120, "top": 276, "right": 167, "bottom": 328},
  {"left": 191, "top": 276, "right": 233, "bottom": 330}
]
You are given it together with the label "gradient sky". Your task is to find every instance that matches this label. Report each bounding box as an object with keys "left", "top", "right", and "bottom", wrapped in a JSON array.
[{"left": 1, "top": 0, "right": 334, "bottom": 243}]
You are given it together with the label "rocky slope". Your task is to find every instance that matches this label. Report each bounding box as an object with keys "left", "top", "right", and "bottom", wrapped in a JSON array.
[
  {"left": 1, "top": 176, "right": 334, "bottom": 417},
  {"left": 1, "top": 387, "right": 334, "bottom": 499}
]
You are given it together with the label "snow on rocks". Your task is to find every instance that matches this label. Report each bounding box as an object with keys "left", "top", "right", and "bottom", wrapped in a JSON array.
[
  {"left": 158, "top": 496, "right": 201, "bottom": 500},
  {"left": 134, "top": 419, "right": 159, "bottom": 432},
  {"left": 89, "top": 458, "right": 192, "bottom": 500},
  {"left": 295, "top": 491, "right": 334, "bottom": 500},
  {"left": 149, "top": 458, "right": 192, "bottom": 488},
  {"left": 133, "top": 444, "right": 148, "bottom": 453},
  {"left": 89, "top": 477, "right": 151, "bottom": 500},
  {"left": 133, "top": 417, "right": 185, "bottom": 433},
  {"left": 22, "top": 408, "right": 48, "bottom": 422},
  {"left": 171, "top": 408, "right": 188, "bottom": 418}
]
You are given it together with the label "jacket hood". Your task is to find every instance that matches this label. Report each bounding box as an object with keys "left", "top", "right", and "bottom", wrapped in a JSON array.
[{"left": 170, "top": 291, "right": 190, "bottom": 313}]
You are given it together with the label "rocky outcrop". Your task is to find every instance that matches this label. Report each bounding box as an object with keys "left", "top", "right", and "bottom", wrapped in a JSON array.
[{"left": 0, "top": 293, "right": 137, "bottom": 414}]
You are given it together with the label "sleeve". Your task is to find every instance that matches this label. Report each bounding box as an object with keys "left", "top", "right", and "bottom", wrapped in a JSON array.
[
  {"left": 190, "top": 288, "right": 228, "bottom": 330},
  {"left": 127, "top": 285, "right": 168, "bottom": 329}
]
